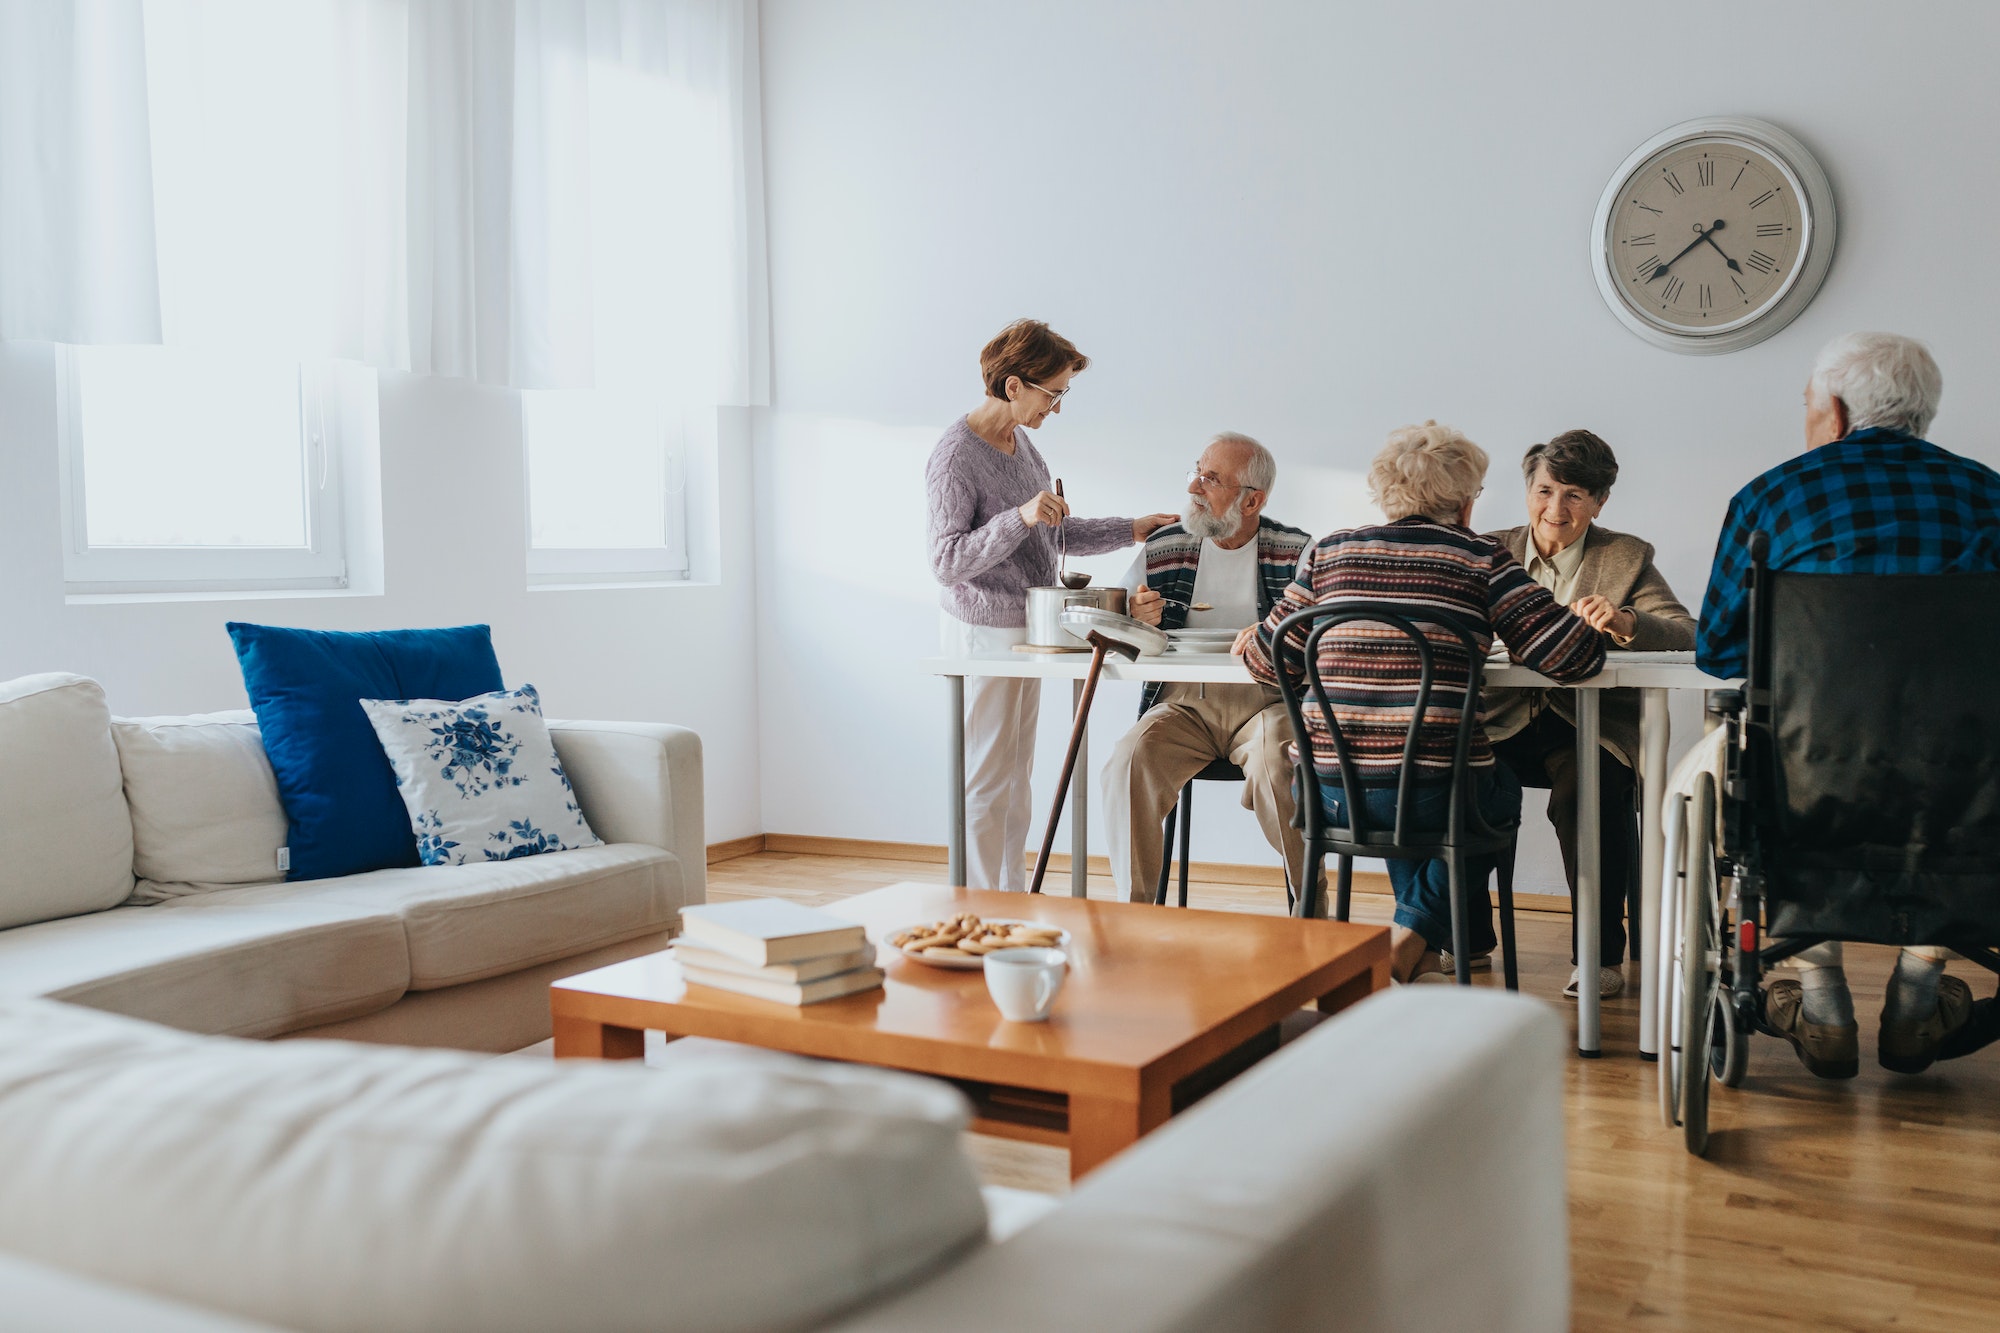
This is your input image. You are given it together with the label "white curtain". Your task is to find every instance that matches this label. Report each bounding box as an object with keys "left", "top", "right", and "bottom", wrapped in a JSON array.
[
  {"left": 0, "top": 0, "right": 162, "bottom": 344},
  {"left": 0, "top": 0, "right": 769, "bottom": 401}
]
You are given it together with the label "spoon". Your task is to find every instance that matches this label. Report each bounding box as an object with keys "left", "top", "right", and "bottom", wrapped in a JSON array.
[{"left": 1053, "top": 479, "right": 1089, "bottom": 589}]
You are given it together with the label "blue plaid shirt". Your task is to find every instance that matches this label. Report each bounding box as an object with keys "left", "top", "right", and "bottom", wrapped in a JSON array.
[{"left": 1696, "top": 427, "right": 2000, "bottom": 678}]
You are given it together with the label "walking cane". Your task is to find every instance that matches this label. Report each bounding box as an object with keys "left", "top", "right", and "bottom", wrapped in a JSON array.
[{"left": 1028, "top": 629, "right": 1140, "bottom": 894}]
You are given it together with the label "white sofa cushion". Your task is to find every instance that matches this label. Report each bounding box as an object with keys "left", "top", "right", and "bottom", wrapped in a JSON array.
[
  {"left": 0, "top": 999, "right": 989, "bottom": 1333},
  {"left": 171, "top": 842, "right": 680, "bottom": 989},
  {"left": 360, "top": 685, "right": 601, "bottom": 866},
  {"left": 0, "top": 674, "right": 135, "bottom": 929},
  {"left": 0, "top": 899, "right": 409, "bottom": 1037},
  {"left": 111, "top": 710, "right": 289, "bottom": 902},
  {"left": 0, "top": 1251, "right": 278, "bottom": 1333}
]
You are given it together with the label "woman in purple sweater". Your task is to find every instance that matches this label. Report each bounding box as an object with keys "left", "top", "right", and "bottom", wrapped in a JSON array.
[{"left": 926, "top": 320, "right": 1174, "bottom": 892}]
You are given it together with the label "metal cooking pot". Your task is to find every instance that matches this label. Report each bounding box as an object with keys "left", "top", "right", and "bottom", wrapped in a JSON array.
[{"left": 1026, "top": 585, "right": 1128, "bottom": 649}]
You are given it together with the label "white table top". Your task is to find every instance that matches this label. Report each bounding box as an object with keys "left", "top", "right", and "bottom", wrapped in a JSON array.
[{"left": 919, "top": 649, "right": 1732, "bottom": 691}]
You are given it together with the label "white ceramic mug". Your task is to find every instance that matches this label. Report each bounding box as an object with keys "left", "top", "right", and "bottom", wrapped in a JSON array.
[{"left": 983, "top": 947, "right": 1068, "bottom": 1022}]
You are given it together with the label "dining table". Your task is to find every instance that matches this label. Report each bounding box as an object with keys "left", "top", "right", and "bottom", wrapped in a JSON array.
[{"left": 920, "top": 646, "right": 1733, "bottom": 1060}]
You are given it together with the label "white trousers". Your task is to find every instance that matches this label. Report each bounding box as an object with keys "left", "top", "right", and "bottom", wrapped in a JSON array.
[{"left": 942, "top": 615, "right": 1040, "bottom": 893}]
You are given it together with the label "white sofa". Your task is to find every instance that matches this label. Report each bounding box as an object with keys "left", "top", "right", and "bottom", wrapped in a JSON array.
[
  {"left": 0, "top": 988, "right": 1570, "bottom": 1333},
  {"left": 0, "top": 672, "right": 704, "bottom": 1052}
]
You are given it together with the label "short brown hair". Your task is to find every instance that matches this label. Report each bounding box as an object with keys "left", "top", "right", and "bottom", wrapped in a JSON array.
[
  {"left": 1522, "top": 429, "right": 1618, "bottom": 501},
  {"left": 980, "top": 319, "right": 1088, "bottom": 401}
]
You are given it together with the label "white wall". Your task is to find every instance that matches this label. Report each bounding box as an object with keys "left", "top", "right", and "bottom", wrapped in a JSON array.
[
  {"left": 0, "top": 344, "right": 765, "bottom": 842},
  {"left": 754, "top": 0, "right": 2000, "bottom": 889}
]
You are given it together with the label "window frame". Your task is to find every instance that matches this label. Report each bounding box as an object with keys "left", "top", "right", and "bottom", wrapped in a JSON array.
[
  {"left": 520, "top": 390, "right": 692, "bottom": 588},
  {"left": 55, "top": 346, "right": 350, "bottom": 596}
]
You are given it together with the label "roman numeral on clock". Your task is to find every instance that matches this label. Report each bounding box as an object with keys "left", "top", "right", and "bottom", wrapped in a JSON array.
[
  {"left": 1662, "top": 276, "right": 1684, "bottom": 304},
  {"left": 1663, "top": 170, "right": 1685, "bottom": 196},
  {"left": 1745, "top": 249, "right": 1778, "bottom": 275},
  {"left": 1698, "top": 283, "right": 1712, "bottom": 310},
  {"left": 1696, "top": 159, "right": 1715, "bottom": 187},
  {"left": 1634, "top": 258, "right": 1662, "bottom": 282},
  {"left": 1748, "top": 188, "right": 1778, "bottom": 209},
  {"left": 1755, "top": 222, "right": 1785, "bottom": 237},
  {"left": 1627, "top": 233, "right": 1656, "bottom": 246},
  {"left": 1632, "top": 200, "right": 1663, "bottom": 215}
]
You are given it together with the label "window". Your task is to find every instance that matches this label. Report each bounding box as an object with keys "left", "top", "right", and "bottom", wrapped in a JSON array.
[
  {"left": 522, "top": 32, "right": 737, "bottom": 586},
  {"left": 523, "top": 390, "right": 689, "bottom": 582},
  {"left": 57, "top": 347, "right": 349, "bottom": 594}
]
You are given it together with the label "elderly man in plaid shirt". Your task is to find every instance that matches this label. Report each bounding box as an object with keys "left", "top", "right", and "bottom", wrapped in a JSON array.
[{"left": 1697, "top": 331, "right": 2000, "bottom": 1077}]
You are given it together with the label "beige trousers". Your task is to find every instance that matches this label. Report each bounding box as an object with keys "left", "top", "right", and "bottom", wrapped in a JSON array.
[{"left": 1101, "top": 682, "right": 1303, "bottom": 903}]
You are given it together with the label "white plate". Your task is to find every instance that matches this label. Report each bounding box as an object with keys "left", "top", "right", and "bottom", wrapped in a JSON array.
[
  {"left": 1164, "top": 642, "right": 1236, "bottom": 654},
  {"left": 1167, "top": 628, "right": 1240, "bottom": 639},
  {"left": 890, "top": 919, "right": 1072, "bottom": 970}
]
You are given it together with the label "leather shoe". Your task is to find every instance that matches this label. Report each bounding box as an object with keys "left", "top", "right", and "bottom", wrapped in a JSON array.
[
  {"left": 1939, "top": 995, "right": 2000, "bottom": 1062},
  {"left": 1879, "top": 975, "right": 1975, "bottom": 1075},
  {"left": 1764, "top": 980, "right": 1859, "bottom": 1079}
]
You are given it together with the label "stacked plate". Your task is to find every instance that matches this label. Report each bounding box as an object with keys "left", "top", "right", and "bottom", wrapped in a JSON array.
[{"left": 1164, "top": 627, "right": 1241, "bottom": 655}]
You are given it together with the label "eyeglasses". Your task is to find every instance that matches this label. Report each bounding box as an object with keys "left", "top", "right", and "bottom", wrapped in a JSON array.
[
  {"left": 1187, "top": 466, "right": 1255, "bottom": 493},
  {"left": 1026, "top": 380, "right": 1069, "bottom": 408}
]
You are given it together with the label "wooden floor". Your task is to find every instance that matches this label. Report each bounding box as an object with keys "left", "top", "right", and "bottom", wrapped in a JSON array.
[{"left": 710, "top": 849, "right": 2000, "bottom": 1332}]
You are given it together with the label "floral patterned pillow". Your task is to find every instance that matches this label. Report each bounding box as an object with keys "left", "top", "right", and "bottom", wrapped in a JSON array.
[{"left": 359, "top": 685, "right": 600, "bottom": 867}]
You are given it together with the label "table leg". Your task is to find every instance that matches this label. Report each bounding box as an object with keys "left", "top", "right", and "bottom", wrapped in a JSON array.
[
  {"left": 1071, "top": 677, "right": 1089, "bottom": 898},
  {"left": 1637, "top": 688, "right": 1669, "bottom": 1061},
  {"left": 948, "top": 674, "right": 966, "bottom": 888},
  {"left": 553, "top": 1015, "right": 644, "bottom": 1060},
  {"left": 1068, "top": 1086, "right": 1170, "bottom": 1180},
  {"left": 1576, "top": 689, "right": 1602, "bottom": 1058}
]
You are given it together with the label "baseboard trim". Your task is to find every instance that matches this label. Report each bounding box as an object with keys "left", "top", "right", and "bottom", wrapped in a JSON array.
[
  {"left": 705, "top": 834, "right": 767, "bottom": 865},
  {"left": 717, "top": 833, "right": 1574, "bottom": 913}
]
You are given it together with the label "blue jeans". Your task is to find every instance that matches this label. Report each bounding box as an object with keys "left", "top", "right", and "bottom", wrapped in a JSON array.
[{"left": 1320, "top": 766, "right": 1523, "bottom": 953}]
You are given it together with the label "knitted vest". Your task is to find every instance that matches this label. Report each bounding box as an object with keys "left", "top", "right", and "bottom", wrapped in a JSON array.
[{"left": 1138, "top": 516, "right": 1312, "bottom": 714}]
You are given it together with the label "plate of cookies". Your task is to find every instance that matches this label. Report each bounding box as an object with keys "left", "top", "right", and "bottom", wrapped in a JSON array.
[{"left": 887, "top": 914, "right": 1071, "bottom": 970}]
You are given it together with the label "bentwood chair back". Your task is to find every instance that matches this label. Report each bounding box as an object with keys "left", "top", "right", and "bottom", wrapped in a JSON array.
[{"left": 1272, "top": 601, "right": 1521, "bottom": 989}]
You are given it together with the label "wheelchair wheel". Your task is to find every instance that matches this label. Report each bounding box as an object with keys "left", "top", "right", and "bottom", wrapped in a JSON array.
[
  {"left": 1711, "top": 921, "right": 1748, "bottom": 1089},
  {"left": 1680, "top": 775, "right": 1722, "bottom": 1157},
  {"left": 1658, "top": 793, "right": 1689, "bottom": 1130}
]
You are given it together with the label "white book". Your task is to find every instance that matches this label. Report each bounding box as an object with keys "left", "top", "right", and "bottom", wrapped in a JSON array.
[
  {"left": 678, "top": 898, "right": 868, "bottom": 966},
  {"left": 678, "top": 963, "right": 885, "bottom": 1007},
  {"left": 671, "top": 941, "right": 876, "bottom": 984}
]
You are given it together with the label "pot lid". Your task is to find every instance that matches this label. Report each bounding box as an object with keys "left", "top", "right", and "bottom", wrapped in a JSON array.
[{"left": 1058, "top": 606, "right": 1168, "bottom": 657}]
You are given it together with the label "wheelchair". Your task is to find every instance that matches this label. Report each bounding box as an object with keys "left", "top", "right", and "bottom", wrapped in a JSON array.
[{"left": 1662, "top": 533, "right": 2000, "bottom": 1155}]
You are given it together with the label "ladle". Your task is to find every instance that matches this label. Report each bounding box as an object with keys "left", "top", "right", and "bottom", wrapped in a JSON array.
[{"left": 1053, "top": 479, "right": 1090, "bottom": 589}]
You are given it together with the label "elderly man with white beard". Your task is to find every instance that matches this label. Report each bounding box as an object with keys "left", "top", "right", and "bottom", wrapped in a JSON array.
[{"left": 1102, "top": 432, "right": 1314, "bottom": 903}]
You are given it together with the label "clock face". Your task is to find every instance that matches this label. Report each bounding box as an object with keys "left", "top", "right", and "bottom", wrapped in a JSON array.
[{"left": 1606, "top": 138, "right": 1808, "bottom": 336}]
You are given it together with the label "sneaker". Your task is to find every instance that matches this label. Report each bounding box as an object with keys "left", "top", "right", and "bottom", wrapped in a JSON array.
[
  {"left": 1879, "top": 975, "right": 1975, "bottom": 1075},
  {"left": 1438, "top": 949, "right": 1493, "bottom": 974},
  {"left": 1563, "top": 966, "right": 1625, "bottom": 999},
  {"left": 1764, "top": 979, "right": 1859, "bottom": 1079}
]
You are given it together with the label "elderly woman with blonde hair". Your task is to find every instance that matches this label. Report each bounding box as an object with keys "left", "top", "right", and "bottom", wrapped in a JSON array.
[{"left": 1239, "top": 421, "right": 1607, "bottom": 982}]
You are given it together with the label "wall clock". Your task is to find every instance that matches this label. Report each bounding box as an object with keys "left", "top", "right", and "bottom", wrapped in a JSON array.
[{"left": 1591, "top": 117, "right": 1836, "bottom": 354}]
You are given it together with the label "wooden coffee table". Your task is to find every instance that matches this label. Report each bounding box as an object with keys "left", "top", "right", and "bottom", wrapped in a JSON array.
[{"left": 550, "top": 882, "right": 1389, "bottom": 1179}]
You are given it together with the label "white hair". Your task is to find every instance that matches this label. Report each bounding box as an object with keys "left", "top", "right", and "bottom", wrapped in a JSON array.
[
  {"left": 1367, "top": 421, "right": 1488, "bottom": 523},
  {"left": 1209, "top": 432, "right": 1277, "bottom": 493},
  {"left": 1809, "top": 332, "right": 1943, "bottom": 438}
]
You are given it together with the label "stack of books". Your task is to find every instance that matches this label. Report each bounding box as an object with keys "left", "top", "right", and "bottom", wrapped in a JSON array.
[{"left": 673, "top": 898, "right": 883, "bottom": 1005}]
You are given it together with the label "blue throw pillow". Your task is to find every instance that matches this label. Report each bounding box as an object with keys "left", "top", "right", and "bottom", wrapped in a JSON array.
[{"left": 226, "top": 623, "right": 505, "bottom": 881}]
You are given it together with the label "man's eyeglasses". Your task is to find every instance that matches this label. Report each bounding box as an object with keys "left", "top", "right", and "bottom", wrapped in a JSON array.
[
  {"left": 1187, "top": 466, "right": 1255, "bottom": 493},
  {"left": 1027, "top": 380, "right": 1069, "bottom": 407}
]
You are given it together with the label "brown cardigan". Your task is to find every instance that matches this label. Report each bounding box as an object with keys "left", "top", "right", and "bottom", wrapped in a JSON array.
[{"left": 1484, "top": 524, "right": 1697, "bottom": 767}]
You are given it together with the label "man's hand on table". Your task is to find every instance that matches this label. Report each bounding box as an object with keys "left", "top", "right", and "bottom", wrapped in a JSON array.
[
  {"left": 1572, "top": 595, "right": 1637, "bottom": 644},
  {"left": 1130, "top": 586, "right": 1164, "bottom": 625}
]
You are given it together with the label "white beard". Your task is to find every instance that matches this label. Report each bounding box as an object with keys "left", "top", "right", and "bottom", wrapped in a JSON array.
[{"left": 1183, "top": 494, "right": 1241, "bottom": 541}]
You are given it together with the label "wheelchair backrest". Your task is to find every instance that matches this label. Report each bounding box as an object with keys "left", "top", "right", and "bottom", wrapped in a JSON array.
[{"left": 1759, "top": 570, "right": 2000, "bottom": 865}]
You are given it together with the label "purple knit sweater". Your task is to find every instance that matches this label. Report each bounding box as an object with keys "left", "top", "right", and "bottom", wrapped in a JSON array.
[{"left": 926, "top": 416, "right": 1135, "bottom": 627}]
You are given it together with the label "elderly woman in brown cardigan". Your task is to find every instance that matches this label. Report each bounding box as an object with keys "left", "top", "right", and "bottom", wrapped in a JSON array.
[{"left": 1482, "top": 430, "right": 1696, "bottom": 1000}]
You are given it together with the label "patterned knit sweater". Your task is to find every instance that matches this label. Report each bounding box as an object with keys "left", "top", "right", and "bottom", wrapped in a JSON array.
[
  {"left": 925, "top": 417, "right": 1135, "bottom": 627},
  {"left": 1137, "top": 516, "right": 1311, "bottom": 714},
  {"left": 1243, "top": 517, "right": 1606, "bottom": 787}
]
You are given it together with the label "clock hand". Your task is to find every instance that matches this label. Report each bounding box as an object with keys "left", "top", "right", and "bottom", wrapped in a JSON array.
[
  {"left": 1698, "top": 219, "right": 1745, "bottom": 273},
  {"left": 1645, "top": 219, "right": 1727, "bottom": 282}
]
